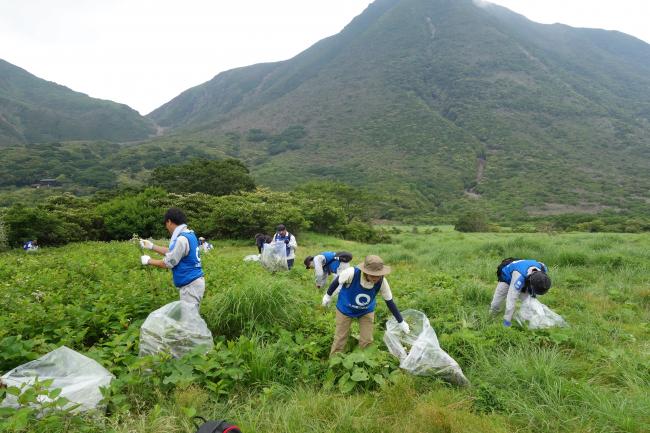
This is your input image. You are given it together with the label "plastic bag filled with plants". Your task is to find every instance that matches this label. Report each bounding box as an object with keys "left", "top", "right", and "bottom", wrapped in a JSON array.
[
  {"left": 243, "top": 254, "right": 261, "bottom": 262},
  {"left": 139, "top": 301, "right": 214, "bottom": 358},
  {"left": 260, "top": 242, "right": 288, "bottom": 272},
  {"left": 515, "top": 297, "right": 567, "bottom": 329},
  {"left": 0, "top": 346, "right": 114, "bottom": 413},
  {"left": 384, "top": 309, "right": 469, "bottom": 386}
]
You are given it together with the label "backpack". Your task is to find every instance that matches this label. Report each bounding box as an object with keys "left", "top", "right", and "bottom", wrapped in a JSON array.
[
  {"left": 496, "top": 257, "right": 519, "bottom": 282},
  {"left": 193, "top": 417, "right": 242, "bottom": 433},
  {"left": 335, "top": 251, "right": 353, "bottom": 263}
]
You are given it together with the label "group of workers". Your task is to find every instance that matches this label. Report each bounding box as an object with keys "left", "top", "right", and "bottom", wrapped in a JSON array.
[{"left": 139, "top": 207, "right": 552, "bottom": 356}]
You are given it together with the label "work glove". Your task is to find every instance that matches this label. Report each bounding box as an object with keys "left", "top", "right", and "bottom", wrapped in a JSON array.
[
  {"left": 284, "top": 239, "right": 290, "bottom": 245},
  {"left": 398, "top": 320, "right": 410, "bottom": 334},
  {"left": 503, "top": 319, "right": 512, "bottom": 327},
  {"left": 140, "top": 239, "right": 154, "bottom": 250},
  {"left": 140, "top": 255, "right": 151, "bottom": 265},
  {"left": 322, "top": 294, "right": 332, "bottom": 307}
]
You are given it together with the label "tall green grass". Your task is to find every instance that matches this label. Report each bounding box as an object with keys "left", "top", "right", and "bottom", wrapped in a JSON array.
[{"left": 0, "top": 231, "right": 648, "bottom": 432}]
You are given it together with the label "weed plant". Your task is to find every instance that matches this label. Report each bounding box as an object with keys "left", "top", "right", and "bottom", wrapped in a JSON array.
[{"left": 0, "top": 231, "right": 648, "bottom": 432}]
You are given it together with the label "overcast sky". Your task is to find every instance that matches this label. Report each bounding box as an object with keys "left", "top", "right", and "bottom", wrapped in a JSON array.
[{"left": 1, "top": 0, "right": 648, "bottom": 115}]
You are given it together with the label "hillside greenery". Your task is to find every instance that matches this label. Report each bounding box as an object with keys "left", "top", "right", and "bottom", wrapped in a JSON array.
[
  {"left": 0, "top": 230, "right": 648, "bottom": 432},
  {"left": 1, "top": 0, "right": 650, "bottom": 222},
  {"left": 0, "top": 59, "right": 155, "bottom": 145},
  {"left": 145, "top": 0, "right": 650, "bottom": 219},
  {"left": 0, "top": 182, "right": 388, "bottom": 247}
]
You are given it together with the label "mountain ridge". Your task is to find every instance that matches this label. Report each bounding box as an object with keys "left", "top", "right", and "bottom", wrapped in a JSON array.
[{"left": 0, "top": 59, "right": 156, "bottom": 145}]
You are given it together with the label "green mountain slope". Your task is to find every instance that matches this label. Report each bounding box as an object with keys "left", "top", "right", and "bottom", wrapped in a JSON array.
[
  {"left": 0, "top": 59, "right": 155, "bottom": 145},
  {"left": 148, "top": 0, "right": 650, "bottom": 217}
]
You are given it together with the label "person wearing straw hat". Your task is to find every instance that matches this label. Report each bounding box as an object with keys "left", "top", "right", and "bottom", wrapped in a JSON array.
[{"left": 322, "top": 255, "right": 410, "bottom": 355}]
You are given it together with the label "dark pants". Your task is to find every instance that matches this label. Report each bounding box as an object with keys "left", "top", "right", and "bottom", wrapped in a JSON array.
[{"left": 287, "top": 259, "right": 294, "bottom": 270}]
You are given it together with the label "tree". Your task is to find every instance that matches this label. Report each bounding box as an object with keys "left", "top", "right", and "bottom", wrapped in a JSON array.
[
  {"left": 455, "top": 211, "right": 489, "bottom": 233},
  {"left": 149, "top": 159, "right": 255, "bottom": 196}
]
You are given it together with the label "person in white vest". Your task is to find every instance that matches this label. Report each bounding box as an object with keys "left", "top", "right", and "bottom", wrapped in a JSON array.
[
  {"left": 270, "top": 224, "right": 297, "bottom": 269},
  {"left": 139, "top": 208, "right": 206, "bottom": 306}
]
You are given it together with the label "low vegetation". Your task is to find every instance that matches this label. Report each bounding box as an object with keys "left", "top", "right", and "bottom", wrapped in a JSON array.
[{"left": 1, "top": 230, "right": 648, "bottom": 432}]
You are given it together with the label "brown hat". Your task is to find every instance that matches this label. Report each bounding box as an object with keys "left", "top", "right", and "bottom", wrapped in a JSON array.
[{"left": 357, "top": 255, "right": 391, "bottom": 276}]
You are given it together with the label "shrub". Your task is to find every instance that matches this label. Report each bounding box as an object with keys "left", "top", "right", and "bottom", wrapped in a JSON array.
[
  {"left": 149, "top": 158, "right": 255, "bottom": 196},
  {"left": 455, "top": 211, "right": 489, "bottom": 232},
  {"left": 96, "top": 188, "right": 166, "bottom": 240}
]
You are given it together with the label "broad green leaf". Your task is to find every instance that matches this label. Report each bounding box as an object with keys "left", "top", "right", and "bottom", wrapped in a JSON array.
[{"left": 350, "top": 367, "right": 369, "bottom": 382}]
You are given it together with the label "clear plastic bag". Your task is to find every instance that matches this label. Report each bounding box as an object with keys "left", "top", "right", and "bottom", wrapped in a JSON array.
[
  {"left": 260, "top": 242, "right": 288, "bottom": 272},
  {"left": 1, "top": 346, "right": 114, "bottom": 413},
  {"left": 384, "top": 309, "right": 469, "bottom": 386},
  {"left": 515, "top": 297, "right": 567, "bottom": 329},
  {"left": 243, "top": 254, "right": 261, "bottom": 262},
  {"left": 139, "top": 301, "right": 214, "bottom": 358}
]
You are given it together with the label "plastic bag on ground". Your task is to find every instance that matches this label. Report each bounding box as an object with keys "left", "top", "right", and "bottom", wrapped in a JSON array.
[
  {"left": 515, "top": 297, "right": 567, "bottom": 329},
  {"left": 384, "top": 309, "right": 469, "bottom": 386},
  {"left": 139, "top": 301, "right": 214, "bottom": 358},
  {"left": 1, "top": 346, "right": 114, "bottom": 413},
  {"left": 260, "top": 242, "right": 288, "bottom": 272},
  {"left": 243, "top": 254, "right": 261, "bottom": 262}
]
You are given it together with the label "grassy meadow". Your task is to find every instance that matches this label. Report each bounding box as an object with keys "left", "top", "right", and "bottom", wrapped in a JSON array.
[{"left": 0, "top": 230, "right": 649, "bottom": 433}]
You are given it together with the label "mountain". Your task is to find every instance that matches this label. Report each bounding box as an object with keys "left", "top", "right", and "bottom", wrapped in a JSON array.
[
  {"left": 147, "top": 0, "right": 650, "bottom": 217},
  {"left": 0, "top": 59, "right": 155, "bottom": 145}
]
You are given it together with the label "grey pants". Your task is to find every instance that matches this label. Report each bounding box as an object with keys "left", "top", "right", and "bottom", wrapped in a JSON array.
[{"left": 179, "top": 277, "right": 205, "bottom": 306}]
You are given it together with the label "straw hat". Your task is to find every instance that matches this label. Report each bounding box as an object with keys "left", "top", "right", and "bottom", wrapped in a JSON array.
[{"left": 357, "top": 255, "right": 391, "bottom": 276}]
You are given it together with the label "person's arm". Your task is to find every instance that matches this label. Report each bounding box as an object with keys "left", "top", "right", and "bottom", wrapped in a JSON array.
[
  {"left": 141, "top": 239, "right": 169, "bottom": 255},
  {"left": 379, "top": 280, "right": 406, "bottom": 324},
  {"left": 144, "top": 237, "right": 188, "bottom": 269},
  {"left": 322, "top": 267, "right": 355, "bottom": 306},
  {"left": 313, "top": 255, "right": 326, "bottom": 280},
  {"left": 289, "top": 234, "right": 297, "bottom": 251},
  {"left": 503, "top": 271, "right": 525, "bottom": 324}
]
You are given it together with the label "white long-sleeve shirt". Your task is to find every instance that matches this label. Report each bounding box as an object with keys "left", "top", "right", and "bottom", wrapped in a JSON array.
[
  {"left": 334, "top": 267, "right": 394, "bottom": 301},
  {"left": 271, "top": 233, "right": 297, "bottom": 260}
]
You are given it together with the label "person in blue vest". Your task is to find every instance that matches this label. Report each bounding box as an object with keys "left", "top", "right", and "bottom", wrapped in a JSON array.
[
  {"left": 271, "top": 224, "right": 297, "bottom": 269},
  {"left": 139, "top": 207, "right": 206, "bottom": 306},
  {"left": 304, "top": 251, "right": 353, "bottom": 289},
  {"left": 322, "top": 255, "right": 410, "bottom": 355},
  {"left": 23, "top": 239, "right": 38, "bottom": 251},
  {"left": 198, "top": 237, "right": 214, "bottom": 252},
  {"left": 490, "top": 258, "right": 552, "bottom": 327}
]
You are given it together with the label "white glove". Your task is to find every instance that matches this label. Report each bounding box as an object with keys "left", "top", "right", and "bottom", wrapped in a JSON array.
[
  {"left": 322, "top": 294, "right": 332, "bottom": 307},
  {"left": 140, "top": 239, "right": 154, "bottom": 250},
  {"left": 398, "top": 320, "right": 410, "bottom": 334},
  {"left": 140, "top": 255, "right": 151, "bottom": 265}
]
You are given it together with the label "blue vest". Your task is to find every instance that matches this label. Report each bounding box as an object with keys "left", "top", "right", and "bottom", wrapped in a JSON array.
[
  {"left": 275, "top": 232, "right": 291, "bottom": 255},
  {"left": 169, "top": 232, "right": 204, "bottom": 287},
  {"left": 500, "top": 259, "right": 547, "bottom": 291},
  {"left": 321, "top": 251, "right": 340, "bottom": 274},
  {"left": 336, "top": 268, "right": 383, "bottom": 318}
]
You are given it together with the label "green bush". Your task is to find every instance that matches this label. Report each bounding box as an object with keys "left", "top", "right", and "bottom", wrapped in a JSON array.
[
  {"left": 204, "top": 189, "right": 308, "bottom": 239},
  {"left": 4, "top": 204, "right": 68, "bottom": 246},
  {"left": 149, "top": 158, "right": 255, "bottom": 196},
  {"left": 455, "top": 211, "right": 489, "bottom": 232},
  {"left": 96, "top": 188, "right": 166, "bottom": 240}
]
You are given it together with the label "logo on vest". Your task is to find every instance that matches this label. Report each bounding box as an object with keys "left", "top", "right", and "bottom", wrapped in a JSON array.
[{"left": 355, "top": 293, "right": 372, "bottom": 307}]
